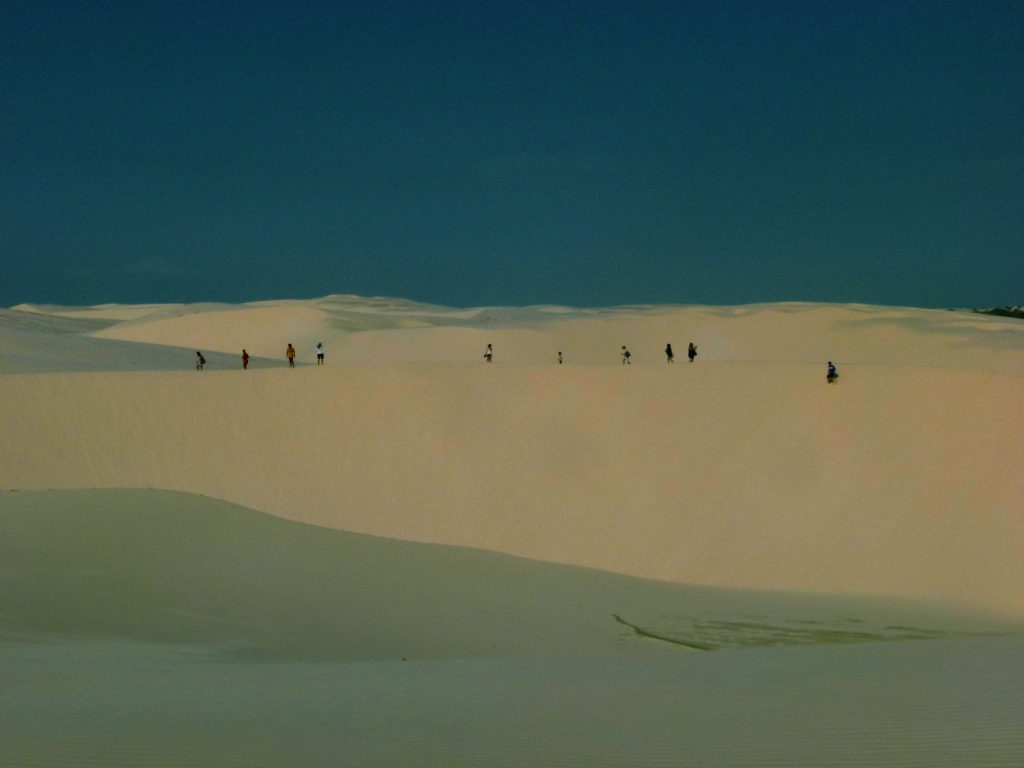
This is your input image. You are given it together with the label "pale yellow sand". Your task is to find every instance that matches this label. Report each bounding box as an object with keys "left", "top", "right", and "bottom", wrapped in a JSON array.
[
  {"left": 1, "top": 297, "right": 1022, "bottom": 766},
  {"left": 1, "top": 332, "right": 1020, "bottom": 617},
  {"left": 84, "top": 297, "right": 1024, "bottom": 375}
]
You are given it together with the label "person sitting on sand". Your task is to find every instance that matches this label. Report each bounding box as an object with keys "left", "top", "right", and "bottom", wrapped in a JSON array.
[
  {"left": 316, "top": 342, "right": 325, "bottom": 365},
  {"left": 688, "top": 342, "right": 697, "bottom": 363},
  {"left": 286, "top": 343, "right": 296, "bottom": 368},
  {"left": 484, "top": 344, "right": 493, "bottom": 363},
  {"left": 665, "top": 343, "right": 674, "bottom": 363},
  {"left": 195, "top": 351, "right": 206, "bottom": 370},
  {"left": 827, "top": 361, "right": 838, "bottom": 383},
  {"left": 621, "top": 346, "right": 631, "bottom": 365},
  {"left": 242, "top": 349, "right": 249, "bottom": 370}
]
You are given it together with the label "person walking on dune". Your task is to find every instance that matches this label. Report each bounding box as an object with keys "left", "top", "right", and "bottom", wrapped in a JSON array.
[
  {"left": 242, "top": 349, "right": 249, "bottom": 370},
  {"left": 621, "top": 346, "right": 631, "bottom": 365},
  {"left": 688, "top": 342, "right": 697, "bottom": 363},
  {"left": 286, "top": 343, "right": 296, "bottom": 368},
  {"left": 195, "top": 351, "right": 206, "bottom": 370},
  {"left": 665, "top": 343, "right": 674, "bottom": 363},
  {"left": 827, "top": 361, "right": 838, "bottom": 384},
  {"left": 316, "top": 342, "right": 325, "bottom": 366},
  {"left": 558, "top": 350, "right": 563, "bottom": 365},
  {"left": 484, "top": 344, "right": 493, "bottom": 363}
]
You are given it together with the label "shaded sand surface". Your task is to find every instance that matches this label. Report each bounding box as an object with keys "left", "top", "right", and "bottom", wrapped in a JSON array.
[
  {"left": 1, "top": 489, "right": 1022, "bottom": 768},
  {"left": 0, "top": 308, "right": 275, "bottom": 374},
  {"left": 4, "top": 638, "right": 1022, "bottom": 768}
]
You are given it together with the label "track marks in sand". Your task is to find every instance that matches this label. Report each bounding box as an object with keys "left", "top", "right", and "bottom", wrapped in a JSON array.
[
  {"left": 612, "top": 613, "right": 715, "bottom": 650},
  {"left": 612, "top": 612, "right": 966, "bottom": 650}
]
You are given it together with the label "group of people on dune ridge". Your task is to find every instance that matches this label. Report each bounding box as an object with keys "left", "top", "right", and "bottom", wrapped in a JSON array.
[{"left": 195, "top": 341, "right": 838, "bottom": 383}]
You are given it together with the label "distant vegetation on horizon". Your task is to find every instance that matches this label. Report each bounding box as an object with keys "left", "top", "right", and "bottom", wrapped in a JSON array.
[{"left": 969, "top": 306, "right": 1024, "bottom": 320}]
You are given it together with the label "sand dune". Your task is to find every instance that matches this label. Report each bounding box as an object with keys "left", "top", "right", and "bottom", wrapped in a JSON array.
[
  {"left": 1, "top": 298, "right": 1021, "bottom": 618},
  {"left": 2, "top": 296, "right": 1022, "bottom": 766},
  {"left": 8, "top": 489, "right": 1002, "bottom": 658},
  {"left": 69, "top": 296, "right": 1024, "bottom": 375},
  {"left": 1, "top": 488, "right": 1022, "bottom": 767},
  {"left": 1, "top": 357, "right": 1020, "bottom": 618}
]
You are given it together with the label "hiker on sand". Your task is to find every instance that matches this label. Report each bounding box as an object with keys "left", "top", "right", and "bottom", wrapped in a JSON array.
[
  {"left": 484, "top": 344, "right": 493, "bottom": 363},
  {"left": 621, "top": 346, "right": 631, "bottom": 365},
  {"left": 242, "top": 349, "right": 249, "bottom": 369},
  {"left": 316, "top": 342, "right": 325, "bottom": 366},
  {"left": 195, "top": 351, "right": 206, "bottom": 370},
  {"left": 665, "top": 343, "right": 674, "bottom": 363},
  {"left": 827, "top": 361, "right": 838, "bottom": 384},
  {"left": 688, "top": 342, "right": 697, "bottom": 363},
  {"left": 286, "top": 343, "right": 296, "bottom": 368},
  {"left": 558, "top": 351, "right": 563, "bottom": 365}
]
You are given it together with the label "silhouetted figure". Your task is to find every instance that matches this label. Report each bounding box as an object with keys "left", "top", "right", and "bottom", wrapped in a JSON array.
[
  {"left": 242, "top": 349, "right": 249, "bottom": 369},
  {"left": 316, "top": 342, "right": 325, "bottom": 365},
  {"left": 484, "top": 344, "right": 493, "bottom": 363},
  {"left": 827, "top": 361, "right": 838, "bottom": 384},
  {"left": 621, "top": 346, "right": 631, "bottom": 365},
  {"left": 665, "top": 343, "right": 674, "bottom": 363},
  {"left": 195, "top": 351, "right": 206, "bottom": 370},
  {"left": 558, "top": 351, "right": 563, "bottom": 365},
  {"left": 286, "top": 343, "right": 296, "bottom": 368},
  {"left": 687, "top": 342, "right": 697, "bottom": 363}
]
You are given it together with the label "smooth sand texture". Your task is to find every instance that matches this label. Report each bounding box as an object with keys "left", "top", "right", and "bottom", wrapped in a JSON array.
[
  {"left": 1, "top": 296, "right": 1022, "bottom": 766},
  {"left": 1, "top": 489, "right": 1022, "bottom": 767},
  {"left": 6, "top": 489, "right": 1009, "bottom": 658},
  {"left": 2, "top": 299, "right": 1021, "bottom": 616}
]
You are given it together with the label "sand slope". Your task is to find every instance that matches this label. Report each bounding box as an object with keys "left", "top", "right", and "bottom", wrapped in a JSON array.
[
  {"left": 1, "top": 489, "right": 1022, "bottom": 768},
  {"left": 2, "top": 361, "right": 1020, "bottom": 618},
  {"left": 1, "top": 298, "right": 1022, "bottom": 618},
  {"left": 6, "top": 489, "right": 1003, "bottom": 658}
]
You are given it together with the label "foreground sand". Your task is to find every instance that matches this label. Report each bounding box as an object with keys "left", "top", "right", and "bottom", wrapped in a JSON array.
[
  {"left": 2, "top": 489, "right": 1021, "bottom": 767},
  {"left": 1, "top": 296, "right": 1022, "bottom": 765}
]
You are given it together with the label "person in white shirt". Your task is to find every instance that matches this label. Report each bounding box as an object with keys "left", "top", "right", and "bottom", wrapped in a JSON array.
[{"left": 316, "top": 343, "right": 325, "bottom": 366}]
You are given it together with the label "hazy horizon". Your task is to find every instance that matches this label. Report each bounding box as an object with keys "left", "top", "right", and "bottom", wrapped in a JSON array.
[{"left": 3, "top": 2, "right": 1022, "bottom": 310}]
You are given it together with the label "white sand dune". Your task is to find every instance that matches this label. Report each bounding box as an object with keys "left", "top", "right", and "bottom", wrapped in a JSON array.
[
  {"left": 2, "top": 297, "right": 1021, "bottom": 613},
  {"left": 69, "top": 296, "right": 1024, "bottom": 374},
  {"left": 8, "top": 489, "right": 1002, "bottom": 658},
  {"left": 1, "top": 296, "right": 1022, "bottom": 766},
  {"left": 1, "top": 489, "right": 1021, "bottom": 767}
]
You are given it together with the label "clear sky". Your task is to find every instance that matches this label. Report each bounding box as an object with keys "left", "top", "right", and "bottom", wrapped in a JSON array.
[{"left": 2, "top": 1, "right": 1021, "bottom": 309}]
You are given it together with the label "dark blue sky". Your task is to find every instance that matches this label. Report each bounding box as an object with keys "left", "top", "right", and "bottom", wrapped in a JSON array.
[{"left": 2, "top": 1, "right": 1021, "bottom": 308}]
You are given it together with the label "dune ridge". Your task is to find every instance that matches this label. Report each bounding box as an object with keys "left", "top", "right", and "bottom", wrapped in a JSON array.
[
  {"left": 6, "top": 297, "right": 1022, "bottom": 373},
  {"left": 2, "top": 321, "right": 1021, "bottom": 617}
]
